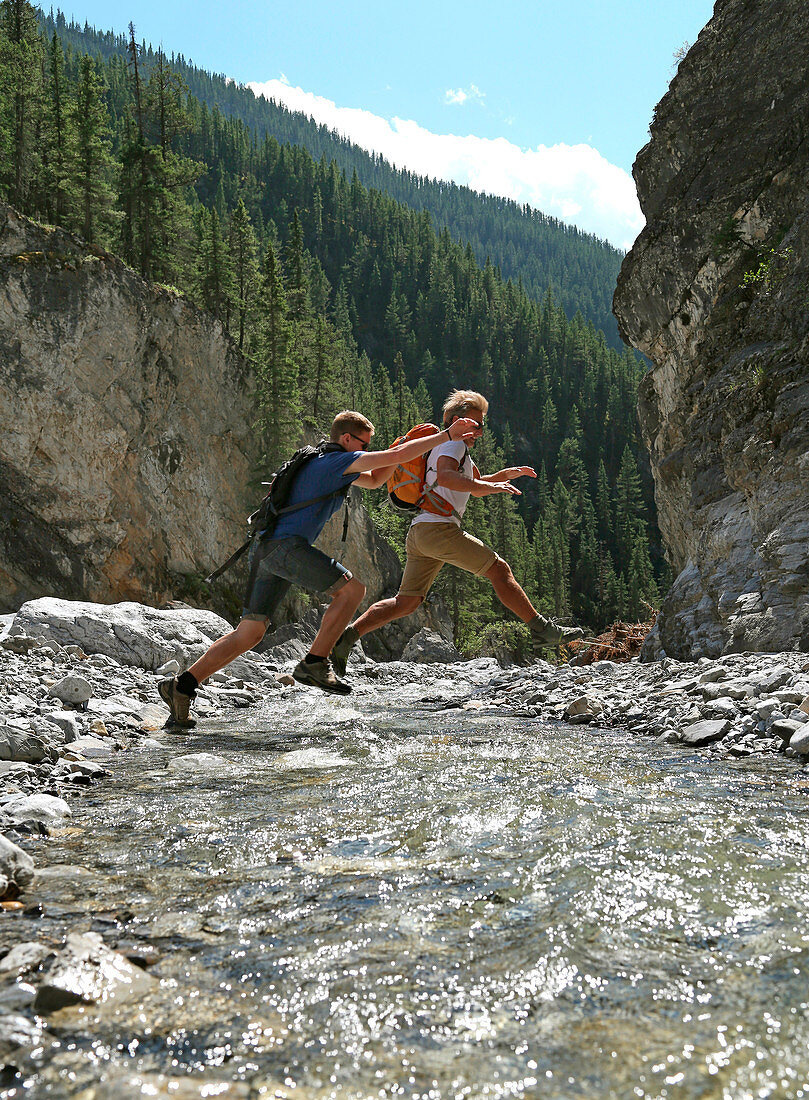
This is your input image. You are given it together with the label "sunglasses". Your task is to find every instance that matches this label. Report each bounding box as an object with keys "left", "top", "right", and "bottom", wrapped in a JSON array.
[{"left": 347, "top": 431, "right": 370, "bottom": 450}]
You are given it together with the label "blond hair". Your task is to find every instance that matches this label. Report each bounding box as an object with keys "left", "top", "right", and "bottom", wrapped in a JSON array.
[
  {"left": 330, "top": 410, "right": 375, "bottom": 443},
  {"left": 441, "top": 389, "right": 488, "bottom": 427}
]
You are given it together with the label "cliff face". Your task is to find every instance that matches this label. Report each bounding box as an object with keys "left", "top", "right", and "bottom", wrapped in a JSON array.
[
  {"left": 614, "top": 0, "right": 809, "bottom": 659},
  {"left": 0, "top": 203, "right": 436, "bottom": 654},
  {"left": 0, "top": 202, "right": 260, "bottom": 615}
]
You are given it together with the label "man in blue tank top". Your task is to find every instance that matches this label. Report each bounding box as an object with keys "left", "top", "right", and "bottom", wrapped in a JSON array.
[{"left": 159, "top": 409, "right": 479, "bottom": 726}]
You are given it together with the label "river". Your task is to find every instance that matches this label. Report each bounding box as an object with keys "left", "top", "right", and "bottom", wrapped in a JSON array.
[{"left": 7, "top": 684, "right": 809, "bottom": 1099}]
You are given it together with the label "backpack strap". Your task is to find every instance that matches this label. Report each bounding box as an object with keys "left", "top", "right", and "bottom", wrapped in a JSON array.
[
  {"left": 205, "top": 539, "right": 251, "bottom": 584},
  {"left": 416, "top": 443, "right": 465, "bottom": 522},
  {"left": 205, "top": 444, "right": 350, "bottom": 584}
]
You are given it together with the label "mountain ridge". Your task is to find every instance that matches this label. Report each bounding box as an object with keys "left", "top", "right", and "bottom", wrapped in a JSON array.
[{"left": 41, "top": 8, "right": 626, "bottom": 348}]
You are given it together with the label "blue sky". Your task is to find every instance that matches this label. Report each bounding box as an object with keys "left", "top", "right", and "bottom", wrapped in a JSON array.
[{"left": 63, "top": 0, "right": 715, "bottom": 248}]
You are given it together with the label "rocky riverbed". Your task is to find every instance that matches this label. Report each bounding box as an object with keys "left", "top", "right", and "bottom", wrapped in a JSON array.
[
  {"left": 2, "top": 597, "right": 809, "bottom": 1094},
  {"left": 3, "top": 597, "right": 809, "bottom": 899}
]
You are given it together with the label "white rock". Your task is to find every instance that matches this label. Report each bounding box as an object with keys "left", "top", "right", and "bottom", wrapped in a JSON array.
[
  {"left": 0, "top": 942, "right": 54, "bottom": 978},
  {"left": 11, "top": 598, "right": 235, "bottom": 672},
  {"left": 41, "top": 713, "right": 80, "bottom": 743},
  {"left": 789, "top": 725, "right": 809, "bottom": 755},
  {"left": 70, "top": 735, "right": 115, "bottom": 760},
  {"left": 4, "top": 793, "right": 72, "bottom": 825},
  {"left": 699, "top": 667, "right": 728, "bottom": 683},
  {"left": 155, "top": 659, "right": 180, "bottom": 678},
  {"left": 681, "top": 719, "right": 731, "bottom": 746},
  {"left": 563, "top": 695, "right": 604, "bottom": 720},
  {"left": 33, "top": 932, "right": 155, "bottom": 1013},
  {"left": 0, "top": 833, "right": 35, "bottom": 896},
  {"left": 754, "top": 698, "right": 783, "bottom": 721},
  {"left": 401, "top": 629, "right": 462, "bottom": 664},
  {"left": 48, "top": 675, "right": 93, "bottom": 706}
]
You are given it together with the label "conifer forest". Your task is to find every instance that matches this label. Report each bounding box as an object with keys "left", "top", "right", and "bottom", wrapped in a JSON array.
[{"left": 0, "top": 2, "right": 668, "bottom": 652}]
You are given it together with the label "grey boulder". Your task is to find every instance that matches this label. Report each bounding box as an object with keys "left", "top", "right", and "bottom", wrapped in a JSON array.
[
  {"left": 0, "top": 833, "right": 35, "bottom": 898},
  {"left": 0, "top": 727, "right": 53, "bottom": 764},
  {"left": 680, "top": 719, "right": 731, "bottom": 746},
  {"left": 402, "top": 628, "right": 461, "bottom": 664},
  {"left": 48, "top": 675, "right": 93, "bottom": 706},
  {"left": 10, "top": 597, "right": 233, "bottom": 672}
]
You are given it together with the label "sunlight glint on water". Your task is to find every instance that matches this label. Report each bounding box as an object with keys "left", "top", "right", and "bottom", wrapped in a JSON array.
[{"left": 16, "top": 692, "right": 809, "bottom": 1099}]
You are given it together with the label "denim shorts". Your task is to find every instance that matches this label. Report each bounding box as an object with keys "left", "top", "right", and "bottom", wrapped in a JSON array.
[{"left": 242, "top": 536, "right": 352, "bottom": 622}]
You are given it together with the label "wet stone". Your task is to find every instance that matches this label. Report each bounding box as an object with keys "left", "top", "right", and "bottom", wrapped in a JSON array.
[{"left": 32, "top": 932, "right": 156, "bottom": 1013}]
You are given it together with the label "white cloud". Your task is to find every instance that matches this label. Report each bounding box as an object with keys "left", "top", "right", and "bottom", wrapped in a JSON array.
[
  {"left": 444, "top": 84, "right": 485, "bottom": 107},
  {"left": 246, "top": 76, "right": 644, "bottom": 250}
]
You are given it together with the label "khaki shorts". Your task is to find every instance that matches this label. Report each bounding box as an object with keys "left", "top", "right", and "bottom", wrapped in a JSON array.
[{"left": 399, "top": 522, "right": 499, "bottom": 597}]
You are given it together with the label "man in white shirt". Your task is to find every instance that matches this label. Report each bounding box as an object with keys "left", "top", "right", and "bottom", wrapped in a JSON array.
[{"left": 332, "top": 389, "right": 585, "bottom": 673}]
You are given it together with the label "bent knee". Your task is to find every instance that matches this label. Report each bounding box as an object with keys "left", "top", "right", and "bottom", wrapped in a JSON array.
[
  {"left": 239, "top": 617, "right": 269, "bottom": 643},
  {"left": 487, "top": 558, "right": 513, "bottom": 583},
  {"left": 396, "top": 593, "right": 424, "bottom": 613},
  {"left": 343, "top": 576, "right": 366, "bottom": 600}
]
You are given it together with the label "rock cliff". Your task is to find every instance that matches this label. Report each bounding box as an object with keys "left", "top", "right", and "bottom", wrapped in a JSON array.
[
  {"left": 0, "top": 202, "right": 441, "bottom": 655},
  {"left": 614, "top": 0, "right": 809, "bottom": 659},
  {"left": 0, "top": 201, "right": 258, "bottom": 616}
]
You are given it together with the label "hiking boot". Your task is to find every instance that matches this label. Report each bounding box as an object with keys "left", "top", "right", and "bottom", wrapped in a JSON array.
[
  {"left": 292, "top": 657, "right": 352, "bottom": 695},
  {"left": 331, "top": 626, "right": 360, "bottom": 678},
  {"left": 529, "top": 617, "right": 585, "bottom": 658},
  {"left": 158, "top": 677, "right": 196, "bottom": 728}
]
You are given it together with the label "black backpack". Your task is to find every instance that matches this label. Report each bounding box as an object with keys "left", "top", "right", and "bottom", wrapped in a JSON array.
[{"left": 205, "top": 441, "right": 349, "bottom": 584}]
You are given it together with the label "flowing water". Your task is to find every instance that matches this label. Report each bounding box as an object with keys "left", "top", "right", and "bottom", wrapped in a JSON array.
[{"left": 7, "top": 680, "right": 809, "bottom": 1099}]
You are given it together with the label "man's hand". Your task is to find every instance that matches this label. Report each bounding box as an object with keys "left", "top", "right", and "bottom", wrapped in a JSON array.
[
  {"left": 485, "top": 481, "right": 522, "bottom": 496},
  {"left": 496, "top": 466, "right": 536, "bottom": 481},
  {"left": 447, "top": 417, "right": 480, "bottom": 443}
]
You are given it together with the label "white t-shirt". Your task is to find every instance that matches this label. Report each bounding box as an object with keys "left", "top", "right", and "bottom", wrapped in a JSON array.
[{"left": 411, "top": 440, "right": 473, "bottom": 527}]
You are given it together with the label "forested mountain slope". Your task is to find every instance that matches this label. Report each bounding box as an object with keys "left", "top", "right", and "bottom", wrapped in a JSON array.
[
  {"left": 41, "top": 10, "right": 626, "bottom": 347},
  {"left": 0, "top": 1, "right": 665, "bottom": 648}
]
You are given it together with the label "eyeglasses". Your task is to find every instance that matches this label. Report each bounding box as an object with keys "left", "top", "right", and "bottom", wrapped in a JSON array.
[{"left": 347, "top": 432, "right": 370, "bottom": 450}]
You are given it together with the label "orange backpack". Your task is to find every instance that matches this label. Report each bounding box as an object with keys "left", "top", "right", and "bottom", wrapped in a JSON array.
[{"left": 386, "top": 423, "right": 457, "bottom": 519}]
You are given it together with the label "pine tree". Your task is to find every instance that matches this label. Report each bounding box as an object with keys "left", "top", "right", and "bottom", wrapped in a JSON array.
[
  {"left": 41, "top": 31, "right": 67, "bottom": 225},
  {"left": 229, "top": 197, "right": 259, "bottom": 350},
  {"left": 0, "top": 0, "right": 44, "bottom": 209},
  {"left": 256, "top": 241, "right": 300, "bottom": 466},
  {"left": 65, "top": 54, "right": 116, "bottom": 244},
  {"left": 194, "top": 206, "right": 234, "bottom": 324}
]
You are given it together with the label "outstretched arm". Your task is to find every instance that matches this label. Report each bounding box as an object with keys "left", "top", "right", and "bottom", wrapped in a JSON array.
[
  {"left": 435, "top": 456, "right": 522, "bottom": 498},
  {"left": 343, "top": 418, "right": 479, "bottom": 475},
  {"left": 480, "top": 466, "right": 537, "bottom": 483},
  {"left": 353, "top": 465, "right": 396, "bottom": 489}
]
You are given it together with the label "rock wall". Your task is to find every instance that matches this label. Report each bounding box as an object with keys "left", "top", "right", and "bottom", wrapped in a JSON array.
[
  {"left": 0, "top": 201, "right": 258, "bottom": 615},
  {"left": 0, "top": 202, "right": 441, "bottom": 655},
  {"left": 614, "top": 0, "right": 809, "bottom": 659}
]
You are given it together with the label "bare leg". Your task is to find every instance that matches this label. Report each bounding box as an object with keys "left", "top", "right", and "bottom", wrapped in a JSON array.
[
  {"left": 350, "top": 592, "right": 424, "bottom": 638},
  {"left": 484, "top": 559, "right": 537, "bottom": 622},
  {"left": 188, "top": 619, "right": 268, "bottom": 684},
  {"left": 310, "top": 577, "right": 366, "bottom": 658}
]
